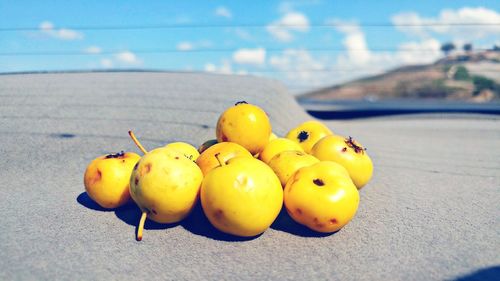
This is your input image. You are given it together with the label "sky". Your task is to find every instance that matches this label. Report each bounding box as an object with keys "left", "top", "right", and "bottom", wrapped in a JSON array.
[{"left": 1, "top": 0, "right": 499, "bottom": 94}]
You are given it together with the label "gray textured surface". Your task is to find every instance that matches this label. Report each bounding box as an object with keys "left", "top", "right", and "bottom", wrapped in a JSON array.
[{"left": 0, "top": 72, "right": 499, "bottom": 281}]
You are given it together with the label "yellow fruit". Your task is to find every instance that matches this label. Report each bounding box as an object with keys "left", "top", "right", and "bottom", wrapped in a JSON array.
[
  {"left": 130, "top": 147, "right": 203, "bottom": 222},
  {"left": 216, "top": 101, "right": 272, "bottom": 155},
  {"left": 259, "top": 138, "right": 304, "bottom": 164},
  {"left": 198, "top": 139, "right": 218, "bottom": 154},
  {"left": 268, "top": 151, "right": 320, "bottom": 187},
  {"left": 128, "top": 131, "right": 203, "bottom": 241},
  {"left": 196, "top": 142, "right": 253, "bottom": 176},
  {"left": 284, "top": 161, "right": 359, "bottom": 233},
  {"left": 269, "top": 132, "right": 278, "bottom": 141},
  {"left": 165, "top": 142, "right": 200, "bottom": 161},
  {"left": 311, "top": 135, "right": 373, "bottom": 189},
  {"left": 286, "top": 120, "right": 333, "bottom": 153},
  {"left": 253, "top": 132, "right": 279, "bottom": 158},
  {"left": 84, "top": 151, "right": 140, "bottom": 209},
  {"left": 201, "top": 156, "right": 283, "bottom": 237}
]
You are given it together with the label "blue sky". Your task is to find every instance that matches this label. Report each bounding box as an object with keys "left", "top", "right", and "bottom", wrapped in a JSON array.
[{"left": 1, "top": 0, "right": 499, "bottom": 93}]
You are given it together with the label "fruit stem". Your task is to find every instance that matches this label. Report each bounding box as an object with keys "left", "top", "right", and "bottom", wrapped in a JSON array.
[
  {"left": 137, "top": 211, "right": 147, "bottom": 241},
  {"left": 345, "top": 136, "right": 366, "bottom": 154},
  {"left": 128, "top": 130, "right": 148, "bottom": 154},
  {"left": 214, "top": 153, "right": 226, "bottom": 167}
]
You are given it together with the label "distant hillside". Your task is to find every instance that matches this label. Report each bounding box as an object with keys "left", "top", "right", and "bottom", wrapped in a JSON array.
[{"left": 299, "top": 50, "right": 500, "bottom": 103}]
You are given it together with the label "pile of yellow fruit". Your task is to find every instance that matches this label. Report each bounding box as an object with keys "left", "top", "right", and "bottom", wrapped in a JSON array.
[{"left": 83, "top": 101, "right": 373, "bottom": 241}]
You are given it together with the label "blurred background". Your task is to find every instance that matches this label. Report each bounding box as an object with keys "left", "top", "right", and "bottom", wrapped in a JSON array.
[{"left": 1, "top": 0, "right": 499, "bottom": 110}]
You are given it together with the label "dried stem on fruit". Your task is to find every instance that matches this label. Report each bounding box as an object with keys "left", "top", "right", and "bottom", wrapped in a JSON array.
[
  {"left": 136, "top": 211, "right": 147, "bottom": 241},
  {"left": 214, "top": 153, "right": 226, "bottom": 167},
  {"left": 128, "top": 130, "right": 148, "bottom": 154}
]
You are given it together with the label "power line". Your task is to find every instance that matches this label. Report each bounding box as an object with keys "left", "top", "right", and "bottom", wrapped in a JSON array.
[
  {"left": 0, "top": 47, "right": 493, "bottom": 56},
  {"left": 1, "top": 22, "right": 500, "bottom": 32},
  {"left": 2, "top": 69, "right": 497, "bottom": 78},
  {"left": 247, "top": 69, "right": 500, "bottom": 74},
  {"left": 3, "top": 68, "right": 499, "bottom": 76}
]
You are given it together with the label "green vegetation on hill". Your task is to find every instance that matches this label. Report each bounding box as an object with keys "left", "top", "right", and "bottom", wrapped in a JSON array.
[
  {"left": 472, "top": 76, "right": 498, "bottom": 96},
  {"left": 300, "top": 50, "right": 500, "bottom": 102},
  {"left": 453, "top": 66, "right": 470, "bottom": 81}
]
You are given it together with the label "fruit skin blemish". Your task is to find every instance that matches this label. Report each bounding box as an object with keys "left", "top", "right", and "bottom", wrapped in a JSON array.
[
  {"left": 311, "top": 135, "right": 373, "bottom": 189},
  {"left": 286, "top": 121, "right": 333, "bottom": 153},
  {"left": 216, "top": 101, "right": 272, "bottom": 155},
  {"left": 128, "top": 131, "right": 203, "bottom": 241},
  {"left": 84, "top": 151, "right": 140, "bottom": 209},
  {"left": 284, "top": 161, "right": 359, "bottom": 233},
  {"left": 84, "top": 103, "right": 372, "bottom": 240},
  {"left": 201, "top": 156, "right": 283, "bottom": 237}
]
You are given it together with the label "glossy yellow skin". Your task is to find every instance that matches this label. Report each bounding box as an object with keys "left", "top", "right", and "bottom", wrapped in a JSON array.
[
  {"left": 129, "top": 148, "right": 203, "bottom": 223},
  {"left": 269, "top": 132, "right": 278, "bottom": 141},
  {"left": 254, "top": 132, "right": 279, "bottom": 158},
  {"left": 84, "top": 152, "right": 140, "bottom": 209},
  {"left": 268, "top": 151, "right": 320, "bottom": 187},
  {"left": 284, "top": 161, "right": 359, "bottom": 233},
  {"left": 259, "top": 138, "right": 304, "bottom": 164},
  {"left": 201, "top": 157, "right": 283, "bottom": 237},
  {"left": 216, "top": 102, "right": 272, "bottom": 155},
  {"left": 196, "top": 142, "right": 253, "bottom": 176},
  {"left": 311, "top": 135, "right": 373, "bottom": 189},
  {"left": 165, "top": 142, "right": 200, "bottom": 161},
  {"left": 198, "top": 139, "right": 218, "bottom": 154},
  {"left": 286, "top": 120, "right": 333, "bottom": 153}
]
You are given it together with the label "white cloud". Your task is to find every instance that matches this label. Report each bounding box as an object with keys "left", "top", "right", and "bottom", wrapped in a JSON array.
[
  {"left": 177, "top": 42, "right": 194, "bottom": 51},
  {"left": 332, "top": 20, "right": 442, "bottom": 68},
  {"left": 270, "top": 49, "right": 326, "bottom": 89},
  {"left": 268, "top": 21, "right": 445, "bottom": 93},
  {"left": 176, "top": 40, "right": 212, "bottom": 51},
  {"left": 114, "top": 51, "right": 142, "bottom": 65},
  {"left": 392, "top": 7, "right": 500, "bottom": 40},
  {"left": 391, "top": 12, "right": 428, "bottom": 38},
  {"left": 267, "top": 11, "right": 310, "bottom": 42},
  {"left": 266, "top": 9, "right": 496, "bottom": 93},
  {"left": 100, "top": 59, "right": 113, "bottom": 68},
  {"left": 232, "top": 48, "right": 266, "bottom": 66},
  {"left": 204, "top": 60, "right": 234, "bottom": 74},
  {"left": 234, "top": 28, "right": 253, "bottom": 41},
  {"left": 57, "top": 29, "right": 83, "bottom": 40},
  {"left": 331, "top": 20, "right": 371, "bottom": 65},
  {"left": 96, "top": 51, "right": 142, "bottom": 69},
  {"left": 215, "top": 6, "right": 232, "bottom": 19},
  {"left": 219, "top": 61, "right": 233, "bottom": 74},
  {"left": 39, "top": 21, "right": 54, "bottom": 31},
  {"left": 84, "top": 46, "right": 102, "bottom": 54},
  {"left": 396, "top": 39, "right": 441, "bottom": 64},
  {"left": 39, "top": 21, "right": 83, "bottom": 40},
  {"left": 204, "top": 63, "right": 216, "bottom": 72}
]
